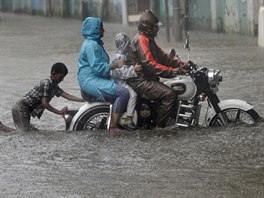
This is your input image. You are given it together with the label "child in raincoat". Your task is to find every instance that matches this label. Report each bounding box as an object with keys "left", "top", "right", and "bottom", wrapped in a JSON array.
[{"left": 111, "top": 32, "right": 142, "bottom": 130}]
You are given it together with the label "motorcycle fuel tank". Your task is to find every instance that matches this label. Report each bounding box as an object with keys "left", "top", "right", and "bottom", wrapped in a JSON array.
[{"left": 164, "top": 78, "right": 197, "bottom": 100}]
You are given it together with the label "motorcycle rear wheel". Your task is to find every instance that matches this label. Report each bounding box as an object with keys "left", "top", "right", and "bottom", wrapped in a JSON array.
[
  {"left": 73, "top": 106, "right": 110, "bottom": 131},
  {"left": 209, "top": 108, "right": 260, "bottom": 126}
]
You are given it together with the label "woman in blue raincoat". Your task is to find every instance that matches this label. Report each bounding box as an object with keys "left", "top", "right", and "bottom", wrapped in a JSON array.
[{"left": 78, "top": 17, "right": 129, "bottom": 131}]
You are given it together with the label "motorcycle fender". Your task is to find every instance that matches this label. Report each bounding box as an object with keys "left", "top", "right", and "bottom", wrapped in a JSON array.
[
  {"left": 68, "top": 102, "right": 110, "bottom": 130},
  {"left": 204, "top": 99, "right": 254, "bottom": 126}
]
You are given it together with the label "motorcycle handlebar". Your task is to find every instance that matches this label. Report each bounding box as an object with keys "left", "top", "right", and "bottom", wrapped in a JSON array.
[{"left": 186, "top": 61, "right": 198, "bottom": 73}]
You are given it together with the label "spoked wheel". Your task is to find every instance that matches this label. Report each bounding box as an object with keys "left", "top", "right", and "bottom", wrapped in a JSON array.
[
  {"left": 209, "top": 108, "right": 260, "bottom": 126},
  {"left": 73, "top": 106, "right": 110, "bottom": 131}
]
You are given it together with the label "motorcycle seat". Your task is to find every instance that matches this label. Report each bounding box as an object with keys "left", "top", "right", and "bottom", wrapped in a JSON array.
[{"left": 80, "top": 90, "right": 98, "bottom": 103}]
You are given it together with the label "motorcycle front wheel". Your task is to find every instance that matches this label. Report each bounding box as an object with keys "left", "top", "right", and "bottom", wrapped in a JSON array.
[
  {"left": 73, "top": 105, "right": 110, "bottom": 131},
  {"left": 209, "top": 108, "right": 260, "bottom": 126}
]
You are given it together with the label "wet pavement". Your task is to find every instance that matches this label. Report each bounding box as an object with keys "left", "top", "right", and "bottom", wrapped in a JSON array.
[{"left": 0, "top": 13, "right": 264, "bottom": 197}]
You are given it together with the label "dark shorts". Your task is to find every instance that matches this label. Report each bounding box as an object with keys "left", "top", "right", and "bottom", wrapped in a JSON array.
[
  {"left": 101, "top": 84, "right": 129, "bottom": 113},
  {"left": 12, "top": 99, "right": 38, "bottom": 131}
]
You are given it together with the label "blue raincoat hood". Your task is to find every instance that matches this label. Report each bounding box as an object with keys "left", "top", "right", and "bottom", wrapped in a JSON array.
[{"left": 82, "top": 17, "right": 102, "bottom": 40}]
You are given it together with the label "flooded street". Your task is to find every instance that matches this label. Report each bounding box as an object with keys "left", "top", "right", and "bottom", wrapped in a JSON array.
[{"left": 0, "top": 13, "right": 264, "bottom": 197}]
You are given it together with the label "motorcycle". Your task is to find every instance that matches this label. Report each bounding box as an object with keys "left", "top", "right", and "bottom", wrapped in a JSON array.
[{"left": 64, "top": 37, "right": 260, "bottom": 131}]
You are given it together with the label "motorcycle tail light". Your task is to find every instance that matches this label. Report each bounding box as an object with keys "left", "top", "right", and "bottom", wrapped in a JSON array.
[
  {"left": 64, "top": 109, "right": 79, "bottom": 130},
  {"left": 64, "top": 114, "right": 72, "bottom": 123}
]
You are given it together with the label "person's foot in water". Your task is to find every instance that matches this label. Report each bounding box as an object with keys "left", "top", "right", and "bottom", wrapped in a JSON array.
[{"left": 0, "top": 121, "right": 15, "bottom": 132}]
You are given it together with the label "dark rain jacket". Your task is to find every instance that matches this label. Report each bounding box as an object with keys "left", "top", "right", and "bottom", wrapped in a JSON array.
[{"left": 130, "top": 10, "right": 181, "bottom": 82}]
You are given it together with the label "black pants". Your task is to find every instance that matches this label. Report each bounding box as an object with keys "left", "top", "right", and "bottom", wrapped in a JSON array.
[
  {"left": 128, "top": 79, "right": 178, "bottom": 128},
  {"left": 12, "top": 99, "right": 37, "bottom": 131}
]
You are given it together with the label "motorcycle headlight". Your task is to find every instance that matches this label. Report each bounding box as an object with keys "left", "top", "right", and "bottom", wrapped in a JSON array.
[{"left": 208, "top": 69, "right": 222, "bottom": 93}]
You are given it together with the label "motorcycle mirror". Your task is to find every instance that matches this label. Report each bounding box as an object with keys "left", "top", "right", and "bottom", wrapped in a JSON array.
[
  {"left": 183, "top": 15, "right": 190, "bottom": 33},
  {"left": 184, "top": 36, "right": 190, "bottom": 50},
  {"left": 169, "top": 49, "right": 176, "bottom": 58}
]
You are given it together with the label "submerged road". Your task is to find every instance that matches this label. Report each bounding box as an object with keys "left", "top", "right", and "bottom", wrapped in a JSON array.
[{"left": 0, "top": 13, "right": 263, "bottom": 197}]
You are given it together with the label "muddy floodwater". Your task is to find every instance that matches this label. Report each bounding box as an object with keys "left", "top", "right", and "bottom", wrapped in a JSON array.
[{"left": 0, "top": 13, "right": 264, "bottom": 197}]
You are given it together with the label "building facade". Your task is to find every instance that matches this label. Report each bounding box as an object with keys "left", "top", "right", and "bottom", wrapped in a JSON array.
[{"left": 1, "top": 0, "right": 263, "bottom": 36}]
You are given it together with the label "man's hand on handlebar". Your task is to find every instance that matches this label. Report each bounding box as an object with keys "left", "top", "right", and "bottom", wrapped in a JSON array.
[
  {"left": 172, "top": 62, "right": 189, "bottom": 76},
  {"left": 178, "top": 62, "right": 189, "bottom": 74}
]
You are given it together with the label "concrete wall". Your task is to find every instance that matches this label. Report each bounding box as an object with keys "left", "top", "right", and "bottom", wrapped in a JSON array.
[
  {"left": 0, "top": 0, "right": 262, "bottom": 36},
  {"left": 0, "top": 0, "right": 120, "bottom": 19},
  {"left": 188, "top": 0, "right": 262, "bottom": 36},
  {"left": 258, "top": 6, "right": 264, "bottom": 47},
  {"left": 223, "top": 0, "right": 241, "bottom": 34},
  {"left": 12, "top": 0, "right": 32, "bottom": 14},
  {"left": 44, "top": 0, "right": 82, "bottom": 18},
  {"left": 188, "top": 0, "right": 212, "bottom": 30},
  {"left": 212, "top": 0, "right": 225, "bottom": 33}
]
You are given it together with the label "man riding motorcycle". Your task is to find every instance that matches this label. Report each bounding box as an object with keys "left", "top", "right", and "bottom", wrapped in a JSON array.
[{"left": 128, "top": 10, "right": 188, "bottom": 128}]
